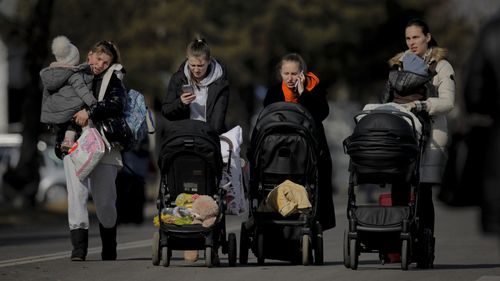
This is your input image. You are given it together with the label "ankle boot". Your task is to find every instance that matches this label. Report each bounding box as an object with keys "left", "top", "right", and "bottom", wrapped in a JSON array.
[
  {"left": 99, "top": 223, "right": 117, "bottom": 260},
  {"left": 70, "top": 229, "right": 88, "bottom": 261}
]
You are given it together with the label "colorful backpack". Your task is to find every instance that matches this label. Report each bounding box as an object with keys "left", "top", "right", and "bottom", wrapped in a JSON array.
[
  {"left": 124, "top": 89, "right": 155, "bottom": 148},
  {"left": 97, "top": 64, "right": 155, "bottom": 150}
]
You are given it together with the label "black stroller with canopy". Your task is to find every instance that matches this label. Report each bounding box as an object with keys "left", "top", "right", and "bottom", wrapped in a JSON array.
[
  {"left": 240, "top": 102, "right": 324, "bottom": 265},
  {"left": 151, "top": 119, "right": 237, "bottom": 267},
  {"left": 342, "top": 64, "right": 436, "bottom": 270}
]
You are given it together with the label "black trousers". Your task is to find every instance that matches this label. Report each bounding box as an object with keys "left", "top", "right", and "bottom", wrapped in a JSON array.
[{"left": 392, "top": 182, "right": 434, "bottom": 232}]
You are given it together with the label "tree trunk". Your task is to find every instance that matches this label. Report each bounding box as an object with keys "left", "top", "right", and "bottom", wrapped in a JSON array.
[{"left": 4, "top": 0, "right": 54, "bottom": 207}]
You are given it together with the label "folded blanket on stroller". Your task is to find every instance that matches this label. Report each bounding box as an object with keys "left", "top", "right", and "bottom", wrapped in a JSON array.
[
  {"left": 361, "top": 102, "right": 422, "bottom": 139},
  {"left": 258, "top": 180, "right": 312, "bottom": 217}
]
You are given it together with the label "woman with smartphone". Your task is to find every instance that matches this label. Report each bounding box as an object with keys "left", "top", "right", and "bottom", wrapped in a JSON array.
[
  {"left": 161, "top": 37, "right": 229, "bottom": 135},
  {"left": 263, "top": 53, "right": 336, "bottom": 231}
]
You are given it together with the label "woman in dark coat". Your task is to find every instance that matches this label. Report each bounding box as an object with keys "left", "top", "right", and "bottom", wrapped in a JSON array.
[
  {"left": 263, "top": 53, "right": 335, "bottom": 230},
  {"left": 160, "top": 37, "right": 229, "bottom": 262},
  {"left": 161, "top": 37, "right": 229, "bottom": 135}
]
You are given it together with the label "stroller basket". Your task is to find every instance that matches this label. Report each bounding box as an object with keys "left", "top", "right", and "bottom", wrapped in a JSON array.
[{"left": 352, "top": 206, "right": 410, "bottom": 231}]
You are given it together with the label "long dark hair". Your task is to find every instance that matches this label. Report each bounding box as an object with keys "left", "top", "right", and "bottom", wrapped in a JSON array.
[{"left": 406, "top": 18, "right": 438, "bottom": 47}]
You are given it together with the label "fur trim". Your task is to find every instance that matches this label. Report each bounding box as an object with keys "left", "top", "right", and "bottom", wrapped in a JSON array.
[
  {"left": 388, "top": 52, "right": 404, "bottom": 67},
  {"left": 429, "top": 47, "right": 448, "bottom": 63},
  {"left": 388, "top": 47, "right": 448, "bottom": 67}
]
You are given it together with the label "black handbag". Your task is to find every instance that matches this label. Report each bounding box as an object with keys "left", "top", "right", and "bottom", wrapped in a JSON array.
[{"left": 98, "top": 117, "right": 133, "bottom": 149}]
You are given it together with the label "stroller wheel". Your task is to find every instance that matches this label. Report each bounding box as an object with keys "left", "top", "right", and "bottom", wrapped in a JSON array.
[
  {"left": 343, "top": 229, "right": 351, "bottom": 268},
  {"left": 302, "top": 234, "right": 311, "bottom": 266},
  {"left": 256, "top": 232, "right": 265, "bottom": 265},
  {"left": 349, "top": 238, "right": 359, "bottom": 270},
  {"left": 205, "top": 247, "right": 213, "bottom": 267},
  {"left": 152, "top": 232, "right": 160, "bottom": 266},
  {"left": 416, "top": 228, "right": 434, "bottom": 269},
  {"left": 161, "top": 246, "right": 171, "bottom": 267},
  {"left": 239, "top": 223, "right": 249, "bottom": 265},
  {"left": 313, "top": 222, "right": 324, "bottom": 265},
  {"left": 228, "top": 233, "right": 237, "bottom": 267},
  {"left": 401, "top": 239, "right": 410, "bottom": 270}
]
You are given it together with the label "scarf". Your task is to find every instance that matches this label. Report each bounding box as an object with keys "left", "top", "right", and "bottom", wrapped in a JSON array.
[{"left": 282, "top": 72, "right": 320, "bottom": 103}]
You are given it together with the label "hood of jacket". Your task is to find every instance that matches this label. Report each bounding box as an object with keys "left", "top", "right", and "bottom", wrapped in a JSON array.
[
  {"left": 40, "top": 63, "right": 92, "bottom": 92},
  {"left": 183, "top": 59, "right": 224, "bottom": 87},
  {"left": 388, "top": 47, "right": 448, "bottom": 68}
]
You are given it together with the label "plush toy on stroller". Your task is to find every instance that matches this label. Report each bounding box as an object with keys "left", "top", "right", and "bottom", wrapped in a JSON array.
[{"left": 151, "top": 119, "right": 237, "bottom": 267}]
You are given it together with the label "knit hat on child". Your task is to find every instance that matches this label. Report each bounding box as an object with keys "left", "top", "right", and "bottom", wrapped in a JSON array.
[{"left": 51, "top": 35, "right": 80, "bottom": 66}]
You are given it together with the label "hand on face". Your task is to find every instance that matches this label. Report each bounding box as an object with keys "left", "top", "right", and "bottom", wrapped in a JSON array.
[
  {"left": 296, "top": 71, "right": 306, "bottom": 95},
  {"left": 281, "top": 61, "right": 305, "bottom": 96}
]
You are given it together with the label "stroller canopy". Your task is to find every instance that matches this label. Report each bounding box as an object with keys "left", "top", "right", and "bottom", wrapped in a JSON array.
[
  {"left": 344, "top": 112, "right": 420, "bottom": 182},
  {"left": 248, "top": 102, "right": 320, "bottom": 183},
  {"left": 158, "top": 119, "right": 223, "bottom": 182},
  {"left": 250, "top": 102, "right": 319, "bottom": 150}
]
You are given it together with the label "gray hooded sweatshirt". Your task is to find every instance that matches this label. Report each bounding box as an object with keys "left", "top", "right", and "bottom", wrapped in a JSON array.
[{"left": 183, "top": 59, "right": 223, "bottom": 122}]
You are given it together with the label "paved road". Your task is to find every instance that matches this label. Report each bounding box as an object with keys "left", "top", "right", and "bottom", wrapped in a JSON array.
[{"left": 0, "top": 191, "right": 499, "bottom": 281}]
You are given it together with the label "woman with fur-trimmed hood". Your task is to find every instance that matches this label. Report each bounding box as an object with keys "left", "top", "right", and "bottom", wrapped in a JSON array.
[{"left": 384, "top": 19, "right": 455, "bottom": 240}]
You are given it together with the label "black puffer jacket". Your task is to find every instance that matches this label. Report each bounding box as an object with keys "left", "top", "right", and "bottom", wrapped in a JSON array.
[
  {"left": 161, "top": 60, "right": 230, "bottom": 135},
  {"left": 88, "top": 71, "right": 126, "bottom": 122}
]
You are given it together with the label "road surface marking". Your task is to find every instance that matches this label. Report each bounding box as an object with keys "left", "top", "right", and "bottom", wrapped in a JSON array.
[{"left": 0, "top": 239, "right": 151, "bottom": 268}]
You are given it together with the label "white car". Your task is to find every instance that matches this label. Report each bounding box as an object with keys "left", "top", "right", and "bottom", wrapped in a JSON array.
[{"left": 0, "top": 134, "right": 67, "bottom": 205}]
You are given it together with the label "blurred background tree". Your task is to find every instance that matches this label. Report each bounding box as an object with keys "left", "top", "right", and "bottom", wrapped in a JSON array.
[
  {"left": 42, "top": 0, "right": 488, "bottom": 131},
  {"left": 1, "top": 0, "right": 499, "bottom": 207}
]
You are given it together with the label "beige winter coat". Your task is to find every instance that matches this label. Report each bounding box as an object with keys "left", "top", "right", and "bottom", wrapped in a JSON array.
[{"left": 389, "top": 48, "right": 456, "bottom": 183}]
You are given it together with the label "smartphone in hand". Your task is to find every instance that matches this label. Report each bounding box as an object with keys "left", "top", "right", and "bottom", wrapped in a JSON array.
[
  {"left": 182, "top": 84, "right": 194, "bottom": 94},
  {"left": 294, "top": 79, "right": 300, "bottom": 89},
  {"left": 294, "top": 71, "right": 304, "bottom": 89}
]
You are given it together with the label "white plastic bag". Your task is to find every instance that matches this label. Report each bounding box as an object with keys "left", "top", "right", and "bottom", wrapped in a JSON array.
[
  {"left": 69, "top": 127, "right": 105, "bottom": 181},
  {"left": 220, "top": 126, "right": 248, "bottom": 215}
]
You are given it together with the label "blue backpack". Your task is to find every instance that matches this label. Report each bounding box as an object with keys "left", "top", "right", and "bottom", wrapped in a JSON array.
[
  {"left": 124, "top": 89, "right": 155, "bottom": 149},
  {"left": 96, "top": 64, "right": 155, "bottom": 150}
]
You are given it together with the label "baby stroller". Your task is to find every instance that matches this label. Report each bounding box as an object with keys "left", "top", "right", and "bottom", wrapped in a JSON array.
[
  {"left": 240, "top": 102, "right": 323, "bottom": 265},
  {"left": 342, "top": 106, "right": 434, "bottom": 270},
  {"left": 151, "top": 119, "right": 237, "bottom": 267}
]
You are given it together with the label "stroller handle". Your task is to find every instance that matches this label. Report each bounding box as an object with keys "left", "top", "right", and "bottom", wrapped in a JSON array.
[{"left": 219, "top": 135, "right": 233, "bottom": 173}]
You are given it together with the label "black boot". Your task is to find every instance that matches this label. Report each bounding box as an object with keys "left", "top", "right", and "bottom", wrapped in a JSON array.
[
  {"left": 99, "top": 223, "right": 117, "bottom": 260},
  {"left": 70, "top": 229, "right": 88, "bottom": 261}
]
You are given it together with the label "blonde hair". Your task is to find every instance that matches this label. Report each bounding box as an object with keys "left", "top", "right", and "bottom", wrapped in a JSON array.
[{"left": 186, "top": 36, "right": 211, "bottom": 60}]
